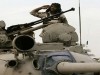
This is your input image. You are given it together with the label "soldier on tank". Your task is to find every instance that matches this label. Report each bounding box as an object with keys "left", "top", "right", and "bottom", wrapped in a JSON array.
[
  {"left": 30, "top": 3, "right": 78, "bottom": 46},
  {"left": 30, "top": 3, "right": 68, "bottom": 24}
]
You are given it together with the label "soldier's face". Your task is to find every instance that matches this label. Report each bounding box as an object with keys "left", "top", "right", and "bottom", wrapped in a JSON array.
[{"left": 50, "top": 5, "right": 57, "bottom": 13}]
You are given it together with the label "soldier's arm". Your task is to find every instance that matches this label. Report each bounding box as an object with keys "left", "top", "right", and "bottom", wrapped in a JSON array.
[
  {"left": 30, "top": 5, "right": 50, "bottom": 18},
  {"left": 59, "top": 14, "right": 68, "bottom": 24}
]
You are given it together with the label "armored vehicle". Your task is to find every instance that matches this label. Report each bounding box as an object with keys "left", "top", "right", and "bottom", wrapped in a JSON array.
[{"left": 0, "top": 8, "right": 100, "bottom": 75}]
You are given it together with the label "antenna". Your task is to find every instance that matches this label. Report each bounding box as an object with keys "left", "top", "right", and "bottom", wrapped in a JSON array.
[{"left": 79, "top": 0, "right": 82, "bottom": 45}]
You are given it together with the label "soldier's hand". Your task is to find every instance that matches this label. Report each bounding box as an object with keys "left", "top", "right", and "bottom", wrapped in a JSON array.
[{"left": 41, "top": 5, "right": 50, "bottom": 9}]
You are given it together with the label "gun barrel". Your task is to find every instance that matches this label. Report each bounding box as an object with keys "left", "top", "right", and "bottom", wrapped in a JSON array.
[
  {"left": 12, "top": 35, "right": 35, "bottom": 52},
  {"left": 57, "top": 62, "right": 100, "bottom": 74},
  {"left": 20, "top": 24, "right": 47, "bottom": 34}
]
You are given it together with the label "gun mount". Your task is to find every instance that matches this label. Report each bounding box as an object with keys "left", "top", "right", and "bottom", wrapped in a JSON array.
[{"left": 0, "top": 8, "right": 100, "bottom": 75}]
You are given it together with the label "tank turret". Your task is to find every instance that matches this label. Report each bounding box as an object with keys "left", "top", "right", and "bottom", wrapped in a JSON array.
[{"left": 0, "top": 8, "right": 100, "bottom": 75}]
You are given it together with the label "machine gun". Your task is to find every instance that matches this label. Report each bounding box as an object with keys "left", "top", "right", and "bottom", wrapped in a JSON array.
[{"left": 6, "top": 8, "right": 75, "bottom": 37}]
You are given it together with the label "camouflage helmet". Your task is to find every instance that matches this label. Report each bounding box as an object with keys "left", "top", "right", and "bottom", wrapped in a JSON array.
[{"left": 0, "top": 20, "right": 6, "bottom": 28}]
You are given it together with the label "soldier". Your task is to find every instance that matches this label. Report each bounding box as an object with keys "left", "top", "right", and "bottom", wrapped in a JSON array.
[
  {"left": 30, "top": 3, "right": 78, "bottom": 46},
  {"left": 30, "top": 3, "right": 68, "bottom": 24}
]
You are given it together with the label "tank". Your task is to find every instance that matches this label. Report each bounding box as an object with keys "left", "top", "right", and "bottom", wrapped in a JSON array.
[{"left": 0, "top": 8, "right": 100, "bottom": 75}]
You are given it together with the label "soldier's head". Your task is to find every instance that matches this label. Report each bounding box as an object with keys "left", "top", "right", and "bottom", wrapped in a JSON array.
[
  {"left": 0, "top": 20, "right": 6, "bottom": 29},
  {"left": 46, "top": 3, "right": 62, "bottom": 14}
]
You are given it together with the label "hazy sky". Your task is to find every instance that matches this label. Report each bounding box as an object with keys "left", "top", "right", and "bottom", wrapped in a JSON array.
[{"left": 0, "top": 0, "right": 100, "bottom": 57}]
